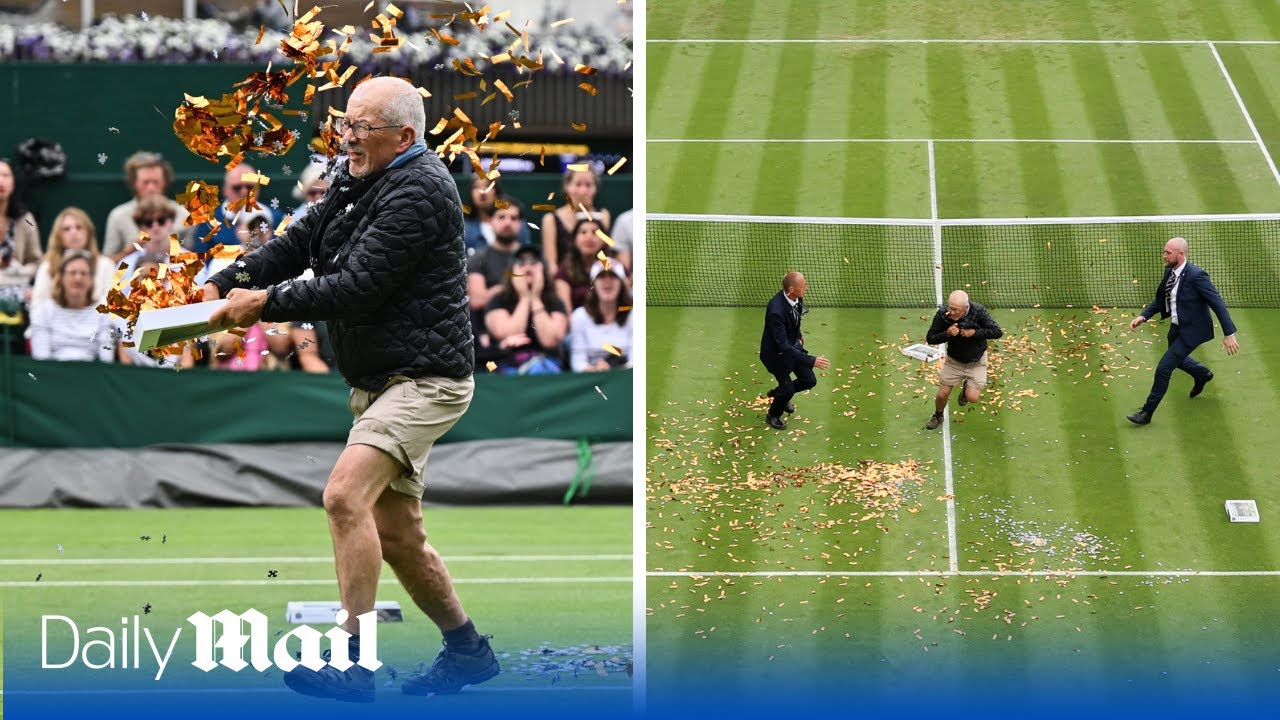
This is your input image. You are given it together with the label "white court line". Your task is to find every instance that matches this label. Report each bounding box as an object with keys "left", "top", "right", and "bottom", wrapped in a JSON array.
[
  {"left": 648, "top": 569, "right": 1280, "bottom": 578},
  {"left": 0, "top": 576, "right": 632, "bottom": 588},
  {"left": 649, "top": 38, "right": 1280, "bottom": 45},
  {"left": 648, "top": 138, "right": 1256, "bottom": 144},
  {"left": 926, "top": 140, "right": 960, "bottom": 574},
  {"left": 1208, "top": 42, "right": 1280, "bottom": 190},
  {"left": 0, "top": 554, "right": 630, "bottom": 566}
]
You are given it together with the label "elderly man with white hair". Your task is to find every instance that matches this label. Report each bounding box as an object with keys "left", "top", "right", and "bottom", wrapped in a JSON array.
[
  {"left": 923, "top": 290, "right": 1004, "bottom": 430},
  {"left": 202, "top": 76, "right": 496, "bottom": 701}
]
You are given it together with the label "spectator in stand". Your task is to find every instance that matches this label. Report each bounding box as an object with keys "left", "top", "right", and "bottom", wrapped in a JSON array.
[
  {"left": 291, "top": 162, "right": 331, "bottom": 223},
  {"left": 555, "top": 217, "right": 610, "bottom": 312},
  {"left": 288, "top": 321, "right": 331, "bottom": 373},
  {"left": 568, "top": 260, "right": 632, "bottom": 372},
  {"left": 467, "top": 195, "right": 526, "bottom": 352},
  {"left": 117, "top": 196, "right": 179, "bottom": 283},
  {"left": 114, "top": 254, "right": 196, "bottom": 369},
  {"left": 540, "top": 165, "right": 611, "bottom": 274},
  {"left": 463, "top": 175, "right": 530, "bottom": 256},
  {"left": 0, "top": 158, "right": 41, "bottom": 294},
  {"left": 31, "top": 207, "right": 116, "bottom": 312},
  {"left": 483, "top": 245, "right": 569, "bottom": 374},
  {"left": 102, "top": 152, "right": 188, "bottom": 263},
  {"left": 28, "top": 250, "right": 113, "bottom": 363},
  {"left": 610, "top": 208, "right": 633, "bottom": 274},
  {"left": 236, "top": 206, "right": 275, "bottom": 251},
  {"left": 190, "top": 162, "right": 270, "bottom": 253}
]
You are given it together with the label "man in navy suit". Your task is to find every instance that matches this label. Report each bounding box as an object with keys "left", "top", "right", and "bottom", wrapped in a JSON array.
[
  {"left": 760, "top": 271, "right": 830, "bottom": 430},
  {"left": 1127, "top": 237, "right": 1239, "bottom": 425}
]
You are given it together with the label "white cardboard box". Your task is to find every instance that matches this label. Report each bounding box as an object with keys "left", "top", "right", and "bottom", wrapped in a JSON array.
[
  {"left": 134, "top": 300, "right": 230, "bottom": 352},
  {"left": 1225, "top": 500, "right": 1260, "bottom": 523},
  {"left": 901, "top": 343, "right": 945, "bottom": 362},
  {"left": 285, "top": 601, "right": 404, "bottom": 624}
]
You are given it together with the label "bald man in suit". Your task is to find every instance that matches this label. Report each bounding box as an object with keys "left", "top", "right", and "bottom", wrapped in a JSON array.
[
  {"left": 759, "top": 271, "right": 830, "bottom": 430},
  {"left": 1127, "top": 237, "right": 1239, "bottom": 425}
]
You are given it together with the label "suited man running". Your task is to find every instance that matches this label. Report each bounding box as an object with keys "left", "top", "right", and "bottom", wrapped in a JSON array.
[
  {"left": 1127, "top": 236, "right": 1239, "bottom": 425},
  {"left": 760, "top": 271, "right": 830, "bottom": 430}
]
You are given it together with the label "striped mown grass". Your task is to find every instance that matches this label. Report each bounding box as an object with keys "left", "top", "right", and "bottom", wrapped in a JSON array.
[
  {"left": 646, "top": 306, "right": 1280, "bottom": 710},
  {"left": 648, "top": 3, "right": 1280, "bottom": 220},
  {"left": 0, "top": 506, "right": 630, "bottom": 710}
]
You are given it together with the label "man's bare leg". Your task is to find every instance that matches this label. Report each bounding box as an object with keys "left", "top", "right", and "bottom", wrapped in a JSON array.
[
  {"left": 374, "top": 489, "right": 468, "bottom": 631},
  {"left": 323, "top": 444, "right": 401, "bottom": 633}
]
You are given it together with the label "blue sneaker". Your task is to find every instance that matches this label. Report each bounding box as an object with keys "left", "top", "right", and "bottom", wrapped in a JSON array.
[
  {"left": 283, "top": 648, "right": 375, "bottom": 703},
  {"left": 401, "top": 636, "right": 500, "bottom": 696}
]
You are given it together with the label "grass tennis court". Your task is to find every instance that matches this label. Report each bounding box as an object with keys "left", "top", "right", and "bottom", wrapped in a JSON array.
[
  {"left": 0, "top": 507, "right": 630, "bottom": 715},
  {"left": 646, "top": 0, "right": 1280, "bottom": 713}
]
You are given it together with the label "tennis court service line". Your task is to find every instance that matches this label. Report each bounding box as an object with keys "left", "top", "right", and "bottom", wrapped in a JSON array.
[
  {"left": 649, "top": 569, "right": 1280, "bottom": 578},
  {"left": 0, "top": 576, "right": 632, "bottom": 588},
  {"left": 1208, "top": 41, "right": 1280, "bottom": 190},
  {"left": 648, "top": 138, "right": 1256, "bottom": 144},
  {"left": 649, "top": 38, "right": 1280, "bottom": 45},
  {"left": 0, "top": 554, "right": 631, "bottom": 565}
]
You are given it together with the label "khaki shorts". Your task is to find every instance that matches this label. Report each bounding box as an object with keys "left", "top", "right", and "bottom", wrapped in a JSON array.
[
  {"left": 347, "top": 374, "right": 474, "bottom": 499},
  {"left": 938, "top": 352, "right": 989, "bottom": 390}
]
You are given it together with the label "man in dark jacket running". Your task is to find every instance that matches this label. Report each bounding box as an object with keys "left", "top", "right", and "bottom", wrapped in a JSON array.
[
  {"left": 205, "top": 76, "right": 496, "bottom": 702},
  {"left": 923, "top": 290, "right": 1003, "bottom": 430}
]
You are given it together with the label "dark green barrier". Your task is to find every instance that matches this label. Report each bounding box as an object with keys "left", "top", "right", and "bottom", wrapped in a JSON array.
[{"left": 0, "top": 355, "right": 631, "bottom": 448}]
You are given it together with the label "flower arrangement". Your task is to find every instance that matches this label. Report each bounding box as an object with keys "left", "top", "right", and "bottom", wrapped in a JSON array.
[{"left": 0, "top": 13, "right": 632, "bottom": 74}]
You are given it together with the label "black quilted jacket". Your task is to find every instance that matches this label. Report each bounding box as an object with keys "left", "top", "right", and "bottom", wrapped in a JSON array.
[{"left": 208, "top": 152, "right": 474, "bottom": 390}]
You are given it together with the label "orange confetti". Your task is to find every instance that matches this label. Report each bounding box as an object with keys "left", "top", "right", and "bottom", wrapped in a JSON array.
[{"left": 606, "top": 157, "right": 627, "bottom": 175}]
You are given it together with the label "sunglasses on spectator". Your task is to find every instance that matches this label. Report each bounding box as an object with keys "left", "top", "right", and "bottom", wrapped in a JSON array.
[
  {"left": 137, "top": 216, "right": 173, "bottom": 227},
  {"left": 306, "top": 187, "right": 326, "bottom": 199},
  {"left": 513, "top": 257, "right": 542, "bottom": 267},
  {"left": 229, "top": 183, "right": 250, "bottom": 193}
]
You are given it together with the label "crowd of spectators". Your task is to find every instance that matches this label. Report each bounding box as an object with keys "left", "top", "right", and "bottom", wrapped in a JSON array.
[{"left": 0, "top": 150, "right": 634, "bottom": 376}]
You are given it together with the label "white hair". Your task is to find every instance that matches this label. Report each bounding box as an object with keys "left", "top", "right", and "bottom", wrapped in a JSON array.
[
  {"left": 293, "top": 162, "right": 327, "bottom": 201},
  {"left": 362, "top": 77, "right": 425, "bottom": 140}
]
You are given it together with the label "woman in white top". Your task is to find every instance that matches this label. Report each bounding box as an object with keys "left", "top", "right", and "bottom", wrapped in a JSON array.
[
  {"left": 30, "top": 207, "right": 116, "bottom": 312},
  {"left": 568, "top": 260, "right": 632, "bottom": 372},
  {"left": 29, "top": 250, "right": 113, "bottom": 363}
]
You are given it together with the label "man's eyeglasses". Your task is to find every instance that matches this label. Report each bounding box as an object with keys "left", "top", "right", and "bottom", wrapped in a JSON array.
[{"left": 334, "top": 118, "right": 400, "bottom": 140}]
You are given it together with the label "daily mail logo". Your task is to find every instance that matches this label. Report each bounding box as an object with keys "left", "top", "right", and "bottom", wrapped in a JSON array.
[{"left": 41, "top": 609, "right": 380, "bottom": 680}]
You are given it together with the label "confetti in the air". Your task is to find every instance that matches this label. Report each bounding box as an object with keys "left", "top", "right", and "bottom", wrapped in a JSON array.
[
  {"left": 97, "top": 153, "right": 108, "bottom": 165},
  {"left": 594, "top": 385, "right": 608, "bottom": 400}
]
